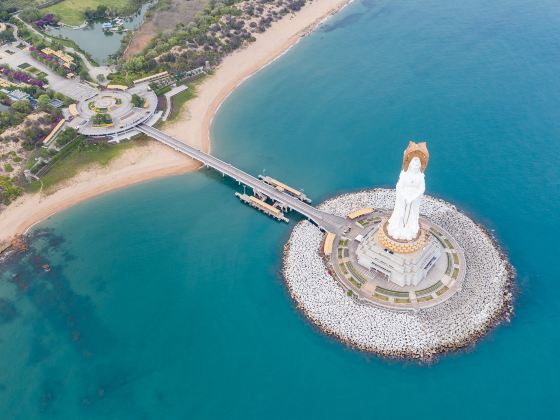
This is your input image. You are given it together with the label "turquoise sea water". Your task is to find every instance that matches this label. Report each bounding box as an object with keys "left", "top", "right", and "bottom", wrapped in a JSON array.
[{"left": 2, "top": 0, "right": 560, "bottom": 418}]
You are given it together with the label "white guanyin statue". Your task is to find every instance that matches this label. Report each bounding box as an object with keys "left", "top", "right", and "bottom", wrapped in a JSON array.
[{"left": 387, "top": 142, "right": 430, "bottom": 241}]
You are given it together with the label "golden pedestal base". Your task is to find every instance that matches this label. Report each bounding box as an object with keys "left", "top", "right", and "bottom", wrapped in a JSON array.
[{"left": 376, "top": 221, "right": 427, "bottom": 254}]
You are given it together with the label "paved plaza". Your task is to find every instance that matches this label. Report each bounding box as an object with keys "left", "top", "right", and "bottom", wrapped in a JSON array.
[
  {"left": 326, "top": 209, "right": 465, "bottom": 311},
  {"left": 69, "top": 85, "right": 158, "bottom": 137}
]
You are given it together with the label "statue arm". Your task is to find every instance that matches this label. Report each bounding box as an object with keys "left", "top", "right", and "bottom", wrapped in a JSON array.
[{"left": 401, "top": 182, "right": 425, "bottom": 203}]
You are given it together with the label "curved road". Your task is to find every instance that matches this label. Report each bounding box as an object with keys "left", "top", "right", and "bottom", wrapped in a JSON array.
[{"left": 13, "top": 17, "right": 111, "bottom": 80}]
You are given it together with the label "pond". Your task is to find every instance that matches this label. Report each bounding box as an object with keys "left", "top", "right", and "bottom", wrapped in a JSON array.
[{"left": 45, "top": 1, "right": 155, "bottom": 64}]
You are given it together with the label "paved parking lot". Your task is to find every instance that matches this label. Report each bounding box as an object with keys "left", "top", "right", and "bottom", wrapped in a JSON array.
[{"left": 0, "top": 42, "right": 97, "bottom": 102}]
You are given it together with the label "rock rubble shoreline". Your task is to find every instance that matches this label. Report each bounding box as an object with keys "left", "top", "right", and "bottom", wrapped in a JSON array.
[{"left": 282, "top": 189, "right": 515, "bottom": 362}]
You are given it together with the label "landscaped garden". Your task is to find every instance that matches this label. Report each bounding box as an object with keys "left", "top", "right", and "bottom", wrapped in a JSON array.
[{"left": 92, "top": 113, "right": 112, "bottom": 127}]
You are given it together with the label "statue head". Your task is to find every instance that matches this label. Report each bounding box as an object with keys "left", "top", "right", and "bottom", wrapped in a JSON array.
[{"left": 402, "top": 141, "right": 429, "bottom": 172}]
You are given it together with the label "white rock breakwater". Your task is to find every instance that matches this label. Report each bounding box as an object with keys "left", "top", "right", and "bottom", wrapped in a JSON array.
[{"left": 283, "top": 189, "right": 515, "bottom": 362}]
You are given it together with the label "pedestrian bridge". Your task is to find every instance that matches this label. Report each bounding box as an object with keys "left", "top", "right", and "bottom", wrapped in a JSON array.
[{"left": 137, "top": 124, "right": 347, "bottom": 233}]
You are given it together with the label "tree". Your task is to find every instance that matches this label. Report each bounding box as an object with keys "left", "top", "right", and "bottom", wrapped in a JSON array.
[
  {"left": 38, "top": 94, "right": 51, "bottom": 107},
  {"left": 35, "top": 40, "right": 48, "bottom": 50},
  {"left": 56, "top": 127, "right": 78, "bottom": 147},
  {"left": 131, "top": 94, "right": 145, "bottom": 108},
  {"left": 19, "top": 8, "right": 42, "bottom": 23},
  {"left": 79, "top": 69, "right": 89, "bottom": 80},
  {"left": 126, "top": 56, "right": 147, "bottom": 73},
  {"left": 0, "top": 28, "right": 15, "bottom": 44},
  {"left": 0, "top": 175, "right": 22, "bottom": 205},
  {"left": 85, "top": 5, "right": 108, "bottom": 21},
  {"left": 0, "top": 9, "right": 10, "bottom": 23},
  {"left": 11, "top": 100, "right": 31, "bottom": 114},
  {"left": 96, "top": 5, "right": 108, "bottom": 16},
  {"left": 92, "top": 113, "right": 112, "bottom": 125}
]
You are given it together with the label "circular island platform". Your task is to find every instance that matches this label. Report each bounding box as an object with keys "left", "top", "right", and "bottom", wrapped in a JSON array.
[
  {"left": 328, "top": 212, "right": 465, "bottom": 310},
  {"left": 71, "top": 86, "right": 158, "bottom": 137},
  {"left": 283, "top": 189, "right": 515, "bottom": 361}
]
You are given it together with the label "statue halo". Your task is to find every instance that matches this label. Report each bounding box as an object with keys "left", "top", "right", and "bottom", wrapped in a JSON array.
[{"left": 402, "top": 141, "right": 429, "bottom": 173}]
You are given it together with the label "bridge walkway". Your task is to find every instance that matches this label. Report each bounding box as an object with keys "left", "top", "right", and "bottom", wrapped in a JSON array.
[{"left": 137, "top": 124, "right": 346, "bottom": 233}]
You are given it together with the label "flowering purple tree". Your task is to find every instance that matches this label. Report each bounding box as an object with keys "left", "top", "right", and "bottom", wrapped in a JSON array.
[{"left": 35, "top": 14, "right": 58, "bottom": 29}]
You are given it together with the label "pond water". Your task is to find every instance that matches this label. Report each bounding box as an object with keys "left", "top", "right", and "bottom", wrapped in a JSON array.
[{"left": 45, "top": 1, "right": 155, "bottom": 64}]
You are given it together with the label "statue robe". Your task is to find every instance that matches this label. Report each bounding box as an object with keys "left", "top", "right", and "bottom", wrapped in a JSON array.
[{"left": 387, "top": 166, "right": 425, "bottom": 241}]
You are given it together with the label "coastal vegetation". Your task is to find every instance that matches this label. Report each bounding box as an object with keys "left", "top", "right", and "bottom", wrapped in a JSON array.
[
  {"left": 0, "top": 77, "right": 72, "bottom": 207},
  {"left": 0, "top": 0, "right": 328, "bottom": 218},
  {"left": 123, "top": 0, "right": 210, "bottom": 58},
  {"left": 0, "top": 175, "right": 22, "bottom": 205},
  {"left": 109, "top": 0, "right": 309, "bottom": 85},
  {"left": 27, "top": 137, "right": 146, "bottom": 192},
  {"left": 0, "top": 78, "right": 68, "bottom": 139}
]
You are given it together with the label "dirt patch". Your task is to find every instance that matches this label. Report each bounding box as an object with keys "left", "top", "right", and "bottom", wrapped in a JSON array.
[
  {"left": 124, "top": 0, "right": 210, "bottom": 58},
  {"left": 124, "top": 20, "right": 156, "bottom": 59}
]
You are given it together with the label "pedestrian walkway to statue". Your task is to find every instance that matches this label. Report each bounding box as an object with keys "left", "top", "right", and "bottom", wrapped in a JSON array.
[
  {"left": 136, "top": 124, "right": 347, "bottom": 233},
  {"left": 136, "top": 125, "right": 466, "bottom": 311}
]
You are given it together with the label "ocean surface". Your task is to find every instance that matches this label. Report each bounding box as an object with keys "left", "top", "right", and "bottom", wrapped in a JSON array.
[{"left": 2, "top": 0, "right": 560, "bottom": 418}]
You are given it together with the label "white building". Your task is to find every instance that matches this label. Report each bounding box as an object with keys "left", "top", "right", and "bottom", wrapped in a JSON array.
[{"left": 356, "top": 223, "right": 442, "bottom": 287}]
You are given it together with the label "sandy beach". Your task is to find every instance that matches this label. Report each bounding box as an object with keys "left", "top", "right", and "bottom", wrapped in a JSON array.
[{"left": 0, "top": 0, "right": 351, "bottom": 248}]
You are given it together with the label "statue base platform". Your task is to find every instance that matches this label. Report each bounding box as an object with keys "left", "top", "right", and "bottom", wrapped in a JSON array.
[
  {"left": 376, "top": 221, "right": 426, "bottom": 254},
  {"left": 356, "top": 219, "right": 442, "bottom": 287},
  {"left": 283, "top": 189, "right": 514, "bottom": 360}
]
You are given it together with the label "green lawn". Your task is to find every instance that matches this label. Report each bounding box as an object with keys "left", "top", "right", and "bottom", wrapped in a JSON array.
[
  {"left": 29, "top": 139, "right": 146, "bottom": 193},
  {"left": 44, "top": 0, "right": 134, "bottom": 26},
  {"left": 3, "top": 0, "right": 43, "bottom": 9},
  {"left": 161, "top": 76, "right": 208, "bottom": 126},
  {"left": 166, "top": 87, "right": 195, "bottom": 123}
]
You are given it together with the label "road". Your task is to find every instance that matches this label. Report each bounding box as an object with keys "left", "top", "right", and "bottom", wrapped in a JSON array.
[
  {"left": 13, "top": 17, "right": 112, "bottom": 80},
  {"left": 0, "top": 35, "right": 98, "bottom": 101}
]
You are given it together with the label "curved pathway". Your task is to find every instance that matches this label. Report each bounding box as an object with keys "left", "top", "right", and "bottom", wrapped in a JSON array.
[{"left": 13, "top": 17, "right": 112, "bottom": 80}]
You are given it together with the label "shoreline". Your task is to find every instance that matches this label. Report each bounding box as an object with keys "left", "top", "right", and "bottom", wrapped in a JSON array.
[
  {"left": 282, "top": 189, "right": 515, "bottom": 363},
  {"left": 0, "top": 0, "right": 352, "bottom": 250}
]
